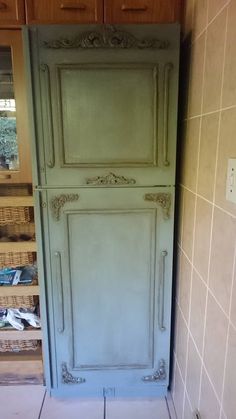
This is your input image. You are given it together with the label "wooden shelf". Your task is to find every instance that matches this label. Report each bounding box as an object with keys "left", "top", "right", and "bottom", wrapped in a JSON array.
[
  {"left": 0, "top": 196, "right": 34, "bottom": 207},
  {"left": 0, "top": 328, "right": 42, "bottom": 340},
  {"left": 0, "top": 242, "right": 37, "bottom": 253},
  {"left": 0, "top": 285, "right": 39, "bottom": 296},
  {"left": 0, "top": 349, "right": 43, "bottom": 385}
]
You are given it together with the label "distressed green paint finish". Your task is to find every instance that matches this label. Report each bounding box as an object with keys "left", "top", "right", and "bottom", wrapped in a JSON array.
[
  {"left": 29, "top": 24, "right": 180, "bottom": 187},
  {"left": 39, "top": 186, "right": 175, "bottom": 397},
  {"left": 27, "top": 24, "right": 180, "bottom": 397}
]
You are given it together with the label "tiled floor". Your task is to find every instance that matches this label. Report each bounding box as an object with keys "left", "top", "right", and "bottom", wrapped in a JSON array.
[{"left": 0, "top": 385, "right": 176, "bottom": 419}]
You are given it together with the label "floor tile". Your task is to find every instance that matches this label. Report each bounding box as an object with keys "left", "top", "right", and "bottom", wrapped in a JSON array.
[
  {"left": 0, "top": 385, "right": 45, "bottom": 419},
  {"left": 40, "top": 392, "right": 104, "bottom": 419},
  {"left": 106, "top": 398, "right": 170, "bottom": 419}
]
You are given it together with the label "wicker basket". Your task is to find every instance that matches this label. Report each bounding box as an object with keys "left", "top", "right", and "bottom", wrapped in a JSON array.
[
  {"left": 0, "top": 207, "right": 31, "bottom": 226},
  {"left": 0, "top": 252, "right": 34, "bottom": 269},
  {"left": 0, "top": 339, "right": 40, "bottom": 352},
  {"left": 0, "top": 295, "right": 38, "bottom": 310}
]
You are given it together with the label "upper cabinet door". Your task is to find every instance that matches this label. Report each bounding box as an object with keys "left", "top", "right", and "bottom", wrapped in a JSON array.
[
  {"left": 0, "top": 30, "right": 31, "bottom": 183},
  {"left": 0, "top": 0, "right": 25, "bottom": 26},
  {"left": 104, "top": 0, "right": 181, "bottom": 24},
  {"left": 29, "top": 25, "right": 179, "bottom": 187},
  {"left": 25, "top": 0, "right": 103, "bottom": 24}
]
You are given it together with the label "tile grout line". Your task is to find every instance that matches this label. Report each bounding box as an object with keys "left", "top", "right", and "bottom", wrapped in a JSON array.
[
  {"left": 179, "top": 184, "right": 236, "bottom": 220},
  {"left": 38, "top": 388, "right": 47, "bottom": 419},
  {"left": 185, "top": 103, "right": 236, "bottom": 121}
]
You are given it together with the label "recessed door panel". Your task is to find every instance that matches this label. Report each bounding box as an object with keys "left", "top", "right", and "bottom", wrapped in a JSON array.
[
  {"left": 58, "top": 65, "right": 157, "bottom": 167},
  {"left": 67, "top": 210, "right": 155, "bottom": 369}
]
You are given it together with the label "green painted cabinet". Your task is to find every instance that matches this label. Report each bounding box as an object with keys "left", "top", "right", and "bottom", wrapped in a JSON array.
[
  {"left": 29, "top": 24, "right": 179, "bottom": 187},
  {"left": 39, "top": 186, "right": 174, "bottom": 397},
  {"left": 27, "top": 24, "right": 180, "bottom": 397}
]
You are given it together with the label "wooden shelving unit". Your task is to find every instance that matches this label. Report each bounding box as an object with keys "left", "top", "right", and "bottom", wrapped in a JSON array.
[{"left": 0, "top": 188, "right": 43, "bottom": 385}]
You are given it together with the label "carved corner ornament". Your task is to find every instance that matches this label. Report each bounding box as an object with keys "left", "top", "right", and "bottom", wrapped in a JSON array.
[
  {"left": 144, "top": 193, "right": 171, "bottom": 220},
  {"left": 61, "top": 363, "right": 85, "bottom": 385},
  {"left": 86, "top": 172, "right": 136, "bottom": 186},
  {"left": 43, "top": 26, "right": 169, "bottom": 50},
  {"left": 50, "top": 194, "right": 79, "bottom": 221},
  {"left": 142, "top": 359, "right": 166, "bottom": 382}
]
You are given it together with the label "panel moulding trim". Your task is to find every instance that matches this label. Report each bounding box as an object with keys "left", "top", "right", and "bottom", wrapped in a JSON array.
[
  {"left": 85, "top": 172, "right": 136, "bottom": 186},
  {"left": 43, "top": 26, "right": 170, "bottom": 50}
]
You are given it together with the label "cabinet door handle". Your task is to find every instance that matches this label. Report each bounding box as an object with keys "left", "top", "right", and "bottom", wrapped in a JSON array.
[
  {"left": 0, "top": 2, "right": 7, "bottom": 10},
  {"left": 158, "top": 250, "right": 167, "bottom": 331},
  {"left": 40, "top": 64, "right": 55, "bottom": 169},
  {"left": 60, "top": 2, "right": 86, "bottom": 10},
  {"left": 121, "top": 4, "right": 148, "bottom": 11},
  {"left": 0, "top": 174, "right": 11, "bottom": 179},
  {"left": 54, "top": 251, "right": 64, "bottom": 334},
  {"left": 163, "top": 63, "right": 173, "bottom": 167}
]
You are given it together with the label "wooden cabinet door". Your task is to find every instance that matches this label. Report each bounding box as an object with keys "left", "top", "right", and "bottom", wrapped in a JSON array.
[
  {"left": 104, "top": 0, "right": 181, "bottom": 24},
  {"left": 0, "top": 30, "right": 31, "bottom": 183},
  {"left": 0, "top": 0, "right": 25, "bottom": 26},
  {"left": 30, "top": 25, "right": 179, "bottom": 187},
  {"left": 25, "top": 0, "right": 103, "bottom": 24},
  {"left": 40, "top": 186, "right": 174, "bottom": 397}
]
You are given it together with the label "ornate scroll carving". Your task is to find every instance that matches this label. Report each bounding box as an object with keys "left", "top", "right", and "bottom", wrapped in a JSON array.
[
  {"left": 50, "top": 194, "right": 79, "bottom": 221},
  {"left": 144, "top": 193, "right": 171, "bottom": 220},
  {"left": 43, "top": 26, "right": 169, "bottom": 50},
  {"left": 61, "top": 363, "right": 85, "bottom": 384},
  {"left": 142, "top": 359, "right": 166, "bottom": 382},
  {"left": 86, "top": 172, "right": 136, "bottom": 186}
]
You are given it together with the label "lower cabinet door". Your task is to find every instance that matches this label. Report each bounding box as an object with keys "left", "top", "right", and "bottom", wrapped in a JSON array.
[{"left": 42, "top": 186, "right": 174, "bottom": 397}]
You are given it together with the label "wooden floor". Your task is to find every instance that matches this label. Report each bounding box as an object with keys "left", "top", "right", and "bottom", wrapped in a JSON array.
[{"left": 0, "top": 386, "right": 176, "bottom": 418}]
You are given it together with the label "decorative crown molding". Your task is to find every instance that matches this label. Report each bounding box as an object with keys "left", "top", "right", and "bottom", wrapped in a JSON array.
[
  {"left": 86, "top": 172, "right": 136, "bottom": 186},
  {"left": 61, "top": 363, "right": 85, "bottom": 384},
  {"left": 43, "top": 26, "right": 169, "bottom": 50},
  {"left": 144, "top": 193, "right": 171, "bottom": 219},
  {"left": 142, "top": 359, "right": 166, "bottom": 382},
  {"left": 50, "top": 194, "right": 79, "bottom": 221}
]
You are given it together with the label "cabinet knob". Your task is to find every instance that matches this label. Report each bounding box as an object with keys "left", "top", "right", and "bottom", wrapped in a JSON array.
[
  {"left": 0, "top": 2, "right": 7, "bottom": 10},
  {"left": 0, "top": 174, "right": 11, "bottom": 179}
]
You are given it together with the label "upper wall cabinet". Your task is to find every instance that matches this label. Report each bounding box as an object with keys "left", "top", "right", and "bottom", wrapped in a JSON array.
[
  {"left": 104, "top": 0, "right": 181, "bottom": 24},
  {"left": 25, "top": 0, "right": 181, "bottom": 24},
  {"left": 0, "top": 30, "right": 31, "bottom": 183},
  {"left": 25, "top": 0, "right": 103, "bottom": 24},
  {"left": 0, "top": 0, "right": 25, "bottom": 26}
]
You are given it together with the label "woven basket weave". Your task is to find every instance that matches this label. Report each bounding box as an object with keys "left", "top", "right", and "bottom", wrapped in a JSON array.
[
  {"left": 0, "top": 295, "right": 38, "bottom": 310},
  {"left": 0, "top": 339, "right": 40, "bottom": 352},
  {"left": 0, "top": 207, "right": 31, "bottom": 226},
  {"left": 0, "top": 252, "right": 34, "bottom": 269}
]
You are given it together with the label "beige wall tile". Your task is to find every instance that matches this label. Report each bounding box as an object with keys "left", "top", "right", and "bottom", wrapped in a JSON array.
[
  {"left": 208, "top": 0, "right": 228, "bottom": 22},
  {"left": 215, "top": 108, "right": 236, "bottom": 217},
  {"left": 183, "top": 395, "right": 193, "bottom": 419},
  {"left": 190, "top": 269, "right": 207, "bottom": 354},
  {"left": 193, "top": 197, "right": 212, "bottom": 281},
  {"left": 222, "top": 325, "right": 236, "bottom": 419},
  {"left": 179, "top": 252, "right": 192, "bottom": 322},
  {"left": 172, "top": 360, "right": 185, "bottom": 419},
  {"left": 197, "top": 112, "right": 219, "bottom": 201},
  {"left": 186, "top": 336, "right": 201, "bottom": 409},
  {"left": 192, "top": 0, "right": 208, "bottom": 39},
  {"left": 222, "top": 0, "right": 236, "bottom": 108},
  {"left": 230, "top": 270, "right": 236, "bottom": 329},
  {"left": 202, "top": 10, "right": 227, "bottom": 113},
  {"left": 209, "top": 208, "right": 236, "bottom": 314},
  {"left": 188, "top": 35, "right": 206, "bottom": 117},
  {"left": 182, "top": 189, "right": 196, "bottom": 261},
  {"left": 199, "top": 370, "right": 221, "bottom": 419},
  {"left": 176, "top": 306, "right": 189, "bottom": 377},
  {"left": 203, "top": 294, "right": 228, "bottom": 397},
  {"left": 181, "top": 118, "right": 200, "bottom": 191}
]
